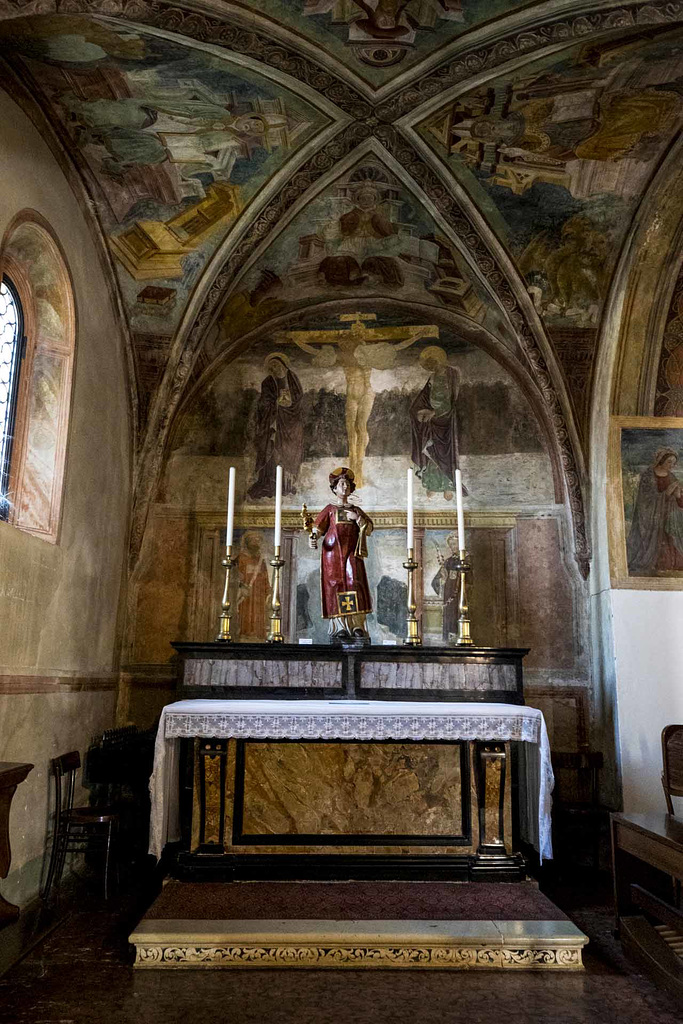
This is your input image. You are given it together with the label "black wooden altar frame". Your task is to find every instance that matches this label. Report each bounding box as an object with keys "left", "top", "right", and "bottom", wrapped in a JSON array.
[{"left": 169, "top": 642, "right": 530, "bottom": 882}]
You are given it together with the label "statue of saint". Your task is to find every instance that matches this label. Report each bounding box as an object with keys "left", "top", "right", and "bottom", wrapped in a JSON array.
[{"left": 308, "top": 467, "right": 374, "bottom": 642}]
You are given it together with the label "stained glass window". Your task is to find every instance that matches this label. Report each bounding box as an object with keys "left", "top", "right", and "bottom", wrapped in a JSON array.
[{"left": 0, "top": 278, "right": 24, "bottom": 521}]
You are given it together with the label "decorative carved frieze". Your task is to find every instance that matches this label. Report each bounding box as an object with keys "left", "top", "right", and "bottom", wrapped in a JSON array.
[{"left": 134, "top": 942, "right": 584, "bottom": 969}]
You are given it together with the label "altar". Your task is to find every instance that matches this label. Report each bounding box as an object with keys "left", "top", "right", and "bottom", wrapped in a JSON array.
[{"left": 150, "top": 694, "right": 552, "bottom": 882}]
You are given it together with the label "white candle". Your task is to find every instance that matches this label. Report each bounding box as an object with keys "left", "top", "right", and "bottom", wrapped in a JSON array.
[
  {"left": 226, "top": 466, "right": 235, "bottom": 551},
  {"left": 455, "top": 469, "right": 465, "bottom": 553},
  {"left": 406, "top": 468, "right": 414, "bottom": 551},
  {"left": 274, "top": 464, "right": 282, "bottom": 550}
]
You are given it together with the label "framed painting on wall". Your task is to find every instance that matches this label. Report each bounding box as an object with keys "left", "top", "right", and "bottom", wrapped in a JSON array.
[{"left": 609, "top": 416, "right": 683, "bottom": 589}]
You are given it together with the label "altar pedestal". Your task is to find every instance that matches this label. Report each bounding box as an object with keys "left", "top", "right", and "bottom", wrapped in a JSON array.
[{"left": 150, "top": 697, "right": 551, "bottom": 883}]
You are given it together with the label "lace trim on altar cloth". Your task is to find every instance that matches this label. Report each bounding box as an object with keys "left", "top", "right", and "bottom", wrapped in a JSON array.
[{"left": 164, "top": 712, "right": 542, "bottom": 743}]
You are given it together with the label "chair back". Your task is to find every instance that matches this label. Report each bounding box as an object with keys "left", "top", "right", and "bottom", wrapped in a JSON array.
[
  {"left": 662, "top": 725, "right": 683, "bottom": 814},
  {"left": 551, "top": 751, "right": 603, "bottom": 806},
  {"left": 51, "top": 750, "right": 81, "bottom": 819}
]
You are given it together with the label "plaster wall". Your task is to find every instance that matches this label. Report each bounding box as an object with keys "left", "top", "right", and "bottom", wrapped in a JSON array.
[
  {"left": 0, "top": 89, "right": 132, "bottom": 906},
  {"left": 612, "top": 589, "right": 683, "bottom": 815}
]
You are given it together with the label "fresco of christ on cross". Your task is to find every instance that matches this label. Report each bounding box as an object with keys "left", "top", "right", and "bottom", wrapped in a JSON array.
[{"left": 275, "top": 312, "right": 438, "bottom": 486}]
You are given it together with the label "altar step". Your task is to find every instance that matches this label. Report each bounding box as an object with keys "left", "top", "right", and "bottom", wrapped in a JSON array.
[{"left": 130, "top": 881, "right": 588, "bottom": 970}]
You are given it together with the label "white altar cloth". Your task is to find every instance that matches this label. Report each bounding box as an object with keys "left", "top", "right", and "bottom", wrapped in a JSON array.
[{"left": 149, "top": 699, "right": 553, "bottom": 861}]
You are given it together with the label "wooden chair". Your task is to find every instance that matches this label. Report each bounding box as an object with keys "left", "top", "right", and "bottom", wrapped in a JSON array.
[
  {"left": 41, "top": 751, "right": 119, "bottom": 902},
  {"left": 662, "top": 725, "right": 683, "bottom": 908},
  {"left": 662, "top": 725, "right": 683, "bottom": 815},
  {"left": 551, "top": 750, "right": 607, "bottom": 870}
]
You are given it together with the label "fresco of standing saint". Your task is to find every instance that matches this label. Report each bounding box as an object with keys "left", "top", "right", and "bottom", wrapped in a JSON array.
[
  {"left": 626, "top": 447, "right": 683, "bottom": 575},
  {"left": 410, "top": 346, "right": 466, "bottom": 500},
  {"left": 248, "top": 353, "right": 304, "bottom": 499},
  {"left": 237, "top": 531, "right": 271, "bottom": 639},
  {"left": 431, "top": 533, "right": 461, "bottom": 641}
]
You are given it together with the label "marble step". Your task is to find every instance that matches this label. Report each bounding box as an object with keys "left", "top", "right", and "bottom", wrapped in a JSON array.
[{"left": 130, "top": 916, "right": 588, "bottom": 970}]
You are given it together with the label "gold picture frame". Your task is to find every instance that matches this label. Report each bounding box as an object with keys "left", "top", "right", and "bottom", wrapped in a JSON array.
[{"left": 608, "top": 415, "right": 683, "bottom": 590}]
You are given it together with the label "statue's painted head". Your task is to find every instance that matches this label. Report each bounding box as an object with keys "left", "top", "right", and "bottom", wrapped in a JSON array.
[{"left": 329, "top": 466, "right": 356, "bottom": 494}]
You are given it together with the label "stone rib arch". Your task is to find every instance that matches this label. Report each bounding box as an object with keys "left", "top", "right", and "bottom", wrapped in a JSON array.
[{"left": 596, "top": 133, "right": 683, "bottom": 421}]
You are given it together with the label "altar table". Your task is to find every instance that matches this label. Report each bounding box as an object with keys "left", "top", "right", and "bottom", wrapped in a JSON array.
[{"left": 150, "top": 700, "right": 552, "bottom": 878}]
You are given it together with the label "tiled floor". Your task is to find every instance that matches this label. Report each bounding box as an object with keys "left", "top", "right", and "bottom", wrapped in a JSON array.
[{"left": 0, "top": 872, "right": 681, "bottom": 1024}]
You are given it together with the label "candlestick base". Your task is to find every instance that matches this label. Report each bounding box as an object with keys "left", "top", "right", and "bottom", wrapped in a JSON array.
[
  {"left": 267, "top": 551, "right": 286, "bottom": 644},
  {"left": 452, "top": 549, "right": 473, "bottom": 647},
  {"left": 402, "top": 551, "right": 422, "bottom": 647},
  {"left": 215, "top": 552, "right": 237, "bottom": 642}
]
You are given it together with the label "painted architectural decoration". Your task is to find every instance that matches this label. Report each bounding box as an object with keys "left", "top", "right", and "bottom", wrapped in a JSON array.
[
  {"left": 0, "top": 16, "right": 326, "bottom": 335},
  {"left": 420, "top": 32, "right": 683, "bottom": 330}
]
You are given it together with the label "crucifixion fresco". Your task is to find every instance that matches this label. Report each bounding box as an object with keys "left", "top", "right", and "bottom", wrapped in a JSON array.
[{"left": 274, "top": 311, "right": 439, "bottom": 486}]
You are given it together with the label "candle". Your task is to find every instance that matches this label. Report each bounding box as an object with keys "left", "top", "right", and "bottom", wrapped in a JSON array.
[
  {"left": 407, "top": 468, "right": 414, "bottom": 551},
  {"left": 226, "top": 466, "right": 235, "bottom": 551},
  {"left": 455, "top": 468, "right": 465, "bottom": 553},
  {"left": 274, "top": 464, "right": 282, "bottom": 550}
]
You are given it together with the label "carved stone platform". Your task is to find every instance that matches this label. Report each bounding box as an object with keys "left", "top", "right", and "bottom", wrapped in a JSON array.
[{"left": 130, "top": 881, "right": 587, "bottom": 970}]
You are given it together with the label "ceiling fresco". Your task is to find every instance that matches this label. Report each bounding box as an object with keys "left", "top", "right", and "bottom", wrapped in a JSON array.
[
  {"left": 0, "top": 15, "right": 330, "bottom": 336},
  {"left": 226, "top": 0, "right": 530, "bottom": 84},
  {"left": 418, "top": 30, "right": 683, "bottom": 332},
  {"left": 213, "top": 155, "right": 496, "bottom": 354},
  {"left": 2, "top": 1, "right": 683, "bottom": 576}
]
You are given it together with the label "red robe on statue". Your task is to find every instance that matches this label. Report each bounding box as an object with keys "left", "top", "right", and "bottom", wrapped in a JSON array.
[{"left": 313, "top": 503, "right": 373, "bottom": 619}]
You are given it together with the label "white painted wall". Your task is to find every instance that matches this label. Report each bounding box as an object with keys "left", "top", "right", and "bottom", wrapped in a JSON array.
[{"left": 612, "top": 589, "right": 683, "bottom": 814}]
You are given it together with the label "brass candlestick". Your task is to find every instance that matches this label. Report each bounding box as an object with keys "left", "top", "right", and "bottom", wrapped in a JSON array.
[
  {"left": 215, "top": 547, "right": 237, "bottom": 642},
  {"left": 454, "top": 549, "right": 473, "bottom": 646},
  {"left": 267, "top": 545, "right": 285, "bottom": 644},
  {"left": 403, "top": 547, "right": 422, "bottom": 647}
]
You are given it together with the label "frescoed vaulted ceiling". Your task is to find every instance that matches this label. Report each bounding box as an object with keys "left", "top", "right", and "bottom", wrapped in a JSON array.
[{"left": 2, "top": 0, "right": 683, "bottom": 577}]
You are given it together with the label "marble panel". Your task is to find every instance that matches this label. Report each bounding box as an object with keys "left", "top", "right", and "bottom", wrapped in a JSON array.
[
  {"left": 359, "top": 660, "right": 516, "bottom": 691},
  {"left": 239, "top": 741, "right": 463, "bottom": 838},
  {"left": 185, "top": 658, "right": 341, "bottom": 689}
]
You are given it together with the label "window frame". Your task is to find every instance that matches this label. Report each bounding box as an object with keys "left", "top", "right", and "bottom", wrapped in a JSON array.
[
  {"left": 0, "top": 274, "right": 25, "bottom": 522},
  {"left": 0, "top": 213, "right": 76, "bottom": 543}
]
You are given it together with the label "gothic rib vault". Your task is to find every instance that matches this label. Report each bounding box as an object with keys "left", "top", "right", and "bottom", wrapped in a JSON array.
[{"left": 2, "top": 0, "right": 683, "bottom": 578}]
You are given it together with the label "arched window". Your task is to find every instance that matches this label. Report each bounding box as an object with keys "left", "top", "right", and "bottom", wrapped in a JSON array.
[
  {"left": 0, "top": 276, "right": 24, "bottom": 521},
  {"left": 0, "top": 213, "right": 75, "bottom": 541}
]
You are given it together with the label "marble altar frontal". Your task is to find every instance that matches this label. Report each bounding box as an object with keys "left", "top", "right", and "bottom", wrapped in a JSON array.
[{"left": 239, "top": 742, "right": 464, "bottom": 838}]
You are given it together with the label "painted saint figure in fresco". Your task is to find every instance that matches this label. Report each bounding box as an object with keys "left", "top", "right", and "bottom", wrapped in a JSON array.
[
  {"left": 410, "top": 346, "right": 466, "bottom": 500},
  {"left": 237, "top": 531, "right": 271, "bottom": 640},
  {"left": 309, "top": 467, "right": 373, "bottom": 642},
  {"left": 249, "top": 354, "right": 304, "bottom": 500},
  {"left": 626, "top": 447, "right": 683, "bottom": 575},
  {"left": 62, "top": 82, "right": 288, "bottom": 185},
  {"left": 431, "top": 533, "right": 460, "bottom": 641}
]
